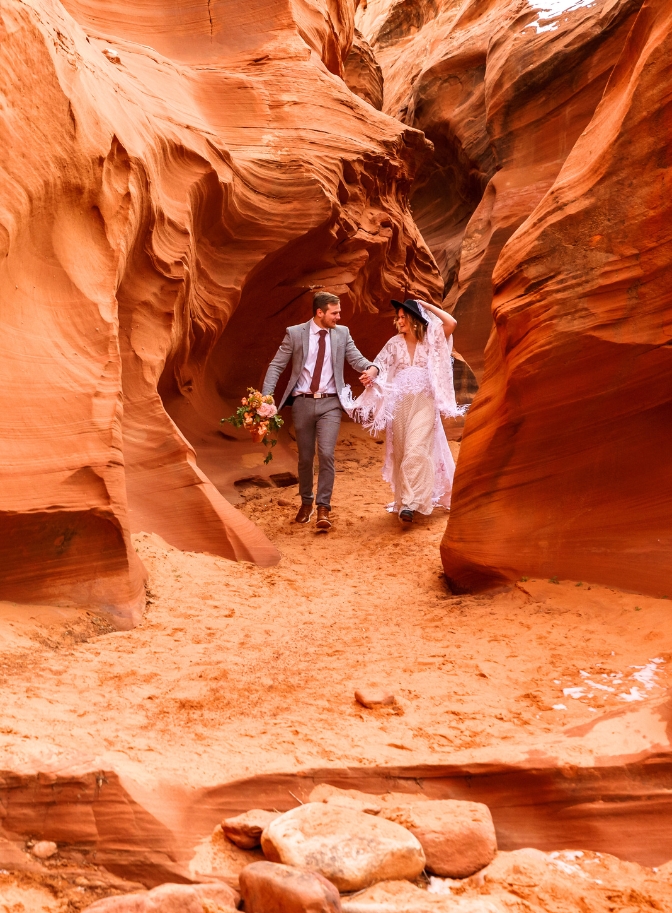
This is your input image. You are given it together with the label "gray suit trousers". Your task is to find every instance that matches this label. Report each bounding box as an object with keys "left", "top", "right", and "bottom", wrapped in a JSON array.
[{"left": 292, "top": 396, "right": 342, "bottom": 510}]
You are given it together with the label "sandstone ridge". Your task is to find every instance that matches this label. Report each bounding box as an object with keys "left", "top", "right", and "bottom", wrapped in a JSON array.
[{"left": 440, "top": 0, "right": 672, "bottom": 595}]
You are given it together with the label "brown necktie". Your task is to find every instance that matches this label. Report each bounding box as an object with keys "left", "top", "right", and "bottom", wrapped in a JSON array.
[{"left": 310, "top": 330, "right": 328, "bottom": 393}]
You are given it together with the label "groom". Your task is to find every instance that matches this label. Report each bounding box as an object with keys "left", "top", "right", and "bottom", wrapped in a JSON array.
[{"left": 262, "top": 291, "right": 378, "bottom": 531}]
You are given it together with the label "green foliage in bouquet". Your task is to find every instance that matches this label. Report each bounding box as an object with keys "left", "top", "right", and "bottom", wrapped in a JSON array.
[{"left": 221, "top": 388, "right": 283, "bottom": 464}]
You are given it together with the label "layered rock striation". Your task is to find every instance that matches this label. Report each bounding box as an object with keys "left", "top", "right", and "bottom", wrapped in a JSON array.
[
  {"left": 359, "top": 0, "right": 645, "bottom": 377},
  {"left": 441, "top": 0, "right": 672, "bottom": 595},
  {"left": 0, "top": 0, "right": 441, "bottom": 624},
  {"left": 344, "top": 29, "right": 384, "bottom": 110}
]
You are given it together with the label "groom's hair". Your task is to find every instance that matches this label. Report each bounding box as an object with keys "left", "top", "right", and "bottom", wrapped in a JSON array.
[{"left": 313, "top": 291, "right": 340, "bottom": 315}]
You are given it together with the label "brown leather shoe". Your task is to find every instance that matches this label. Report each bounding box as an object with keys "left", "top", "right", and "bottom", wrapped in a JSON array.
[
  {"left": 295, "top": 503, "right": 314, "bottom": 524},
  {"left": 316, "top": 506, "right": 332, "bottom": 531}
]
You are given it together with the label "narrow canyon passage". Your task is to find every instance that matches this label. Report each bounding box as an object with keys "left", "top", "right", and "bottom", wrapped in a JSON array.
[
  {"left": 1, "top": 421, "right": 669, "bottom": 789},
  {"left": 1, "top": 0, "right": 671, "bottom": 909}
]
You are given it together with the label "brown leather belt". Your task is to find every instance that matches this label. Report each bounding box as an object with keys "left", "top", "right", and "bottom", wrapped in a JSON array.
[{"left": 294, "top": 392, "right": 338, "bottom": 399}]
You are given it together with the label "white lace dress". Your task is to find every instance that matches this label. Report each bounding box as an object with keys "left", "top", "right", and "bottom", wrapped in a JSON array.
[{"left": 344, "top": 303, "right": 464, "bottom": 514}]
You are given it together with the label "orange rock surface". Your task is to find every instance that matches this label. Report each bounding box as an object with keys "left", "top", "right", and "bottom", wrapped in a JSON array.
[
  {"left": 442, "top": 0, "right": 672, "bottom": 596},
  {"left": 344, "top": 29, "right": 384, "bottom": 110},
  {"left": 360, "top": 0, "right": 644, "bottom": 377},
  {"left": 0, "top": 0, "right": 441, "bottom": 625}
]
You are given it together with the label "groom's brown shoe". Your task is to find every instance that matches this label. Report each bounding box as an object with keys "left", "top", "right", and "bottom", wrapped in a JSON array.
[
  {"left": 316, "top": 506, "right": 332, "bottom": 531},
  {"left": 295, "top": 503, "right": 314, "bottom": 524}
]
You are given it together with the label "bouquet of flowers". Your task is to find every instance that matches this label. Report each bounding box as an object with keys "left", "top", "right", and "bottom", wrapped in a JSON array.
[{"left": 221, "top": 388, "right": 283, "bottom": 464}]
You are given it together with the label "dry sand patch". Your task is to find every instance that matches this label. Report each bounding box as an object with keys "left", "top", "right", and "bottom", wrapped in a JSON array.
[{"left": 0, "top": 422, "right": 669, "bottom": 786}]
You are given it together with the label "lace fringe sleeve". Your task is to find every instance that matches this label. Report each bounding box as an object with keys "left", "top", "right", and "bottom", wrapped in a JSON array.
[
  {"left": 416, "top": 301, "right": 467, "bottom": 419},
  {"left": 342, "top": 339, "right": 396, "bottom": 435}
]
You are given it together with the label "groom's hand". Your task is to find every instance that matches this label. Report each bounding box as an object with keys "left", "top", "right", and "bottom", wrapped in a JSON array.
[{"left": 359, "top": 366, "right": 378, "bottom": 387}]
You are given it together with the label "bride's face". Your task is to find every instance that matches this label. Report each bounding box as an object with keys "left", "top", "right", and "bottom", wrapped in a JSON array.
[{"left": 395, "top": 309, "right": 413, "bottom": 336}]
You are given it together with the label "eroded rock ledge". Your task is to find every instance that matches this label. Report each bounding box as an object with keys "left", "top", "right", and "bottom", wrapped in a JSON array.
[{"left": 2, "top": 751, "right": 672, "bottom": 888}]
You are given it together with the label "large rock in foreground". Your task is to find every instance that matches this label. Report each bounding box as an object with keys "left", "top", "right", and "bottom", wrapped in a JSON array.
[
  {"left": 309, "top": 786, "right": 496, "bottom": 877},
  {"left": 261, "top": 802, "right": 426, "bottom": 892},
  {"left": 383, "top": 801, "right": 496, "bottom": 877},
  {"left": 442, "top": 0, "right": 672, "bottom": 596},
  {"left": 240, "top": 861, "right": 342, "bottom": 913}
]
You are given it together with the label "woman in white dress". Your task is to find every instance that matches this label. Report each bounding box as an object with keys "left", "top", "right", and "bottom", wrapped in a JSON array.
[{"left": 346, "top": 298, "right": 462, "bottom": 523}]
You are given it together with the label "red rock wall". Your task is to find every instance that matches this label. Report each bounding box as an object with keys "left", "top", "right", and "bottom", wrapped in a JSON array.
[
  {"left": 343, "top": 28, "right": 384, "bottom": 110},
  {"left": 441, "top": 0, "right": 672, "bottom": 596},
  {"left": 0, "top": 0, "right": 441, "bottom": 625},
  {"left": 4, "top": 752, "right": 672, "bottom": 884},
  {"left": 361, "top": 0, "right": 644, "bottom": 377}
]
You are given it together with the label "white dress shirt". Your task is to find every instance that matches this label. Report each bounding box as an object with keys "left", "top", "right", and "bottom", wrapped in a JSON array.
[{"left": 293, "top": 319, "right": 337, "bottom": 395}]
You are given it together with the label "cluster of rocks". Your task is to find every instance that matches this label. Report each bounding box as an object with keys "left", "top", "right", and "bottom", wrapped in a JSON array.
[{"left": 83, "top": 785, "right": 499, "bottom": 913}]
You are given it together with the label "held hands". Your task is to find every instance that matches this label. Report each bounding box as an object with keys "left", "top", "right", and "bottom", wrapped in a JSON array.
[{"left": 359, "top": 365, "right": 379, "bottom": 387}]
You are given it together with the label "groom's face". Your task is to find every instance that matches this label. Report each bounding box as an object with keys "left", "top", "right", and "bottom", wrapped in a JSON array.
[{"left": 318, "top": 303, "right": 341, "bottom": 329}]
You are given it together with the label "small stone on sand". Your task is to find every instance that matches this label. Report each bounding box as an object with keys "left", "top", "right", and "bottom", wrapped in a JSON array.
[{"left": 355, "top": 688, "right": 396, "bottom": 709}]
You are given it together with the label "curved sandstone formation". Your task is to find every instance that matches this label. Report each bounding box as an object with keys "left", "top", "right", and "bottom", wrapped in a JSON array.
[
  {"left": 344, "top": 29, "right": 384, "bottom": 110},
  {"left": 442, "top": 0, "right": 672, "bottom": 596},
  {"left": 0, "top": 0, "right": 441, "bottom": 625},
  {"left": 359, "top": 0, "right": 645, "bottom": 377}
]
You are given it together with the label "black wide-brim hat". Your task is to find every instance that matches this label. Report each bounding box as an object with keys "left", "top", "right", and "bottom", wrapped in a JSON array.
[{"left": 391, "top": 298, "right": 429, "bottom": 326}]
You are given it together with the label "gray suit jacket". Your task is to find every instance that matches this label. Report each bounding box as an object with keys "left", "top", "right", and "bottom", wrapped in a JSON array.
[{"left": 262, "top": 321, "right": 375, "bottom": 409}]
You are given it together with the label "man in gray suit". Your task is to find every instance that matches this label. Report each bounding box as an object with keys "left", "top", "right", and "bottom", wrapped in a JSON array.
[{"left": 262, "top": 291, "right": 378, "bottom": 531}]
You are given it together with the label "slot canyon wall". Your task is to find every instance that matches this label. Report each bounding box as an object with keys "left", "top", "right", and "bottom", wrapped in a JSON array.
[
  {"left": 358, "top": 0, "right": 646, "bottom": 377},
  {"left": 441, "top": 0, "right": 672, "bottom": 595},
  {"left": 1, "top": 0, "right": 670, "bottom": 621},
  {"left": 0, "top": 0, "right": 441, "bottom": 626},
  {"left": 357, "top": 0, "right": 671, "bottom": 596}
]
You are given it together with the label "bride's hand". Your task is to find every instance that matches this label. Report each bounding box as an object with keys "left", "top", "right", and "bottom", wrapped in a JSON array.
[
  {"left": 417, "top": 300, "right": 457, "bottom": 338},
  {"left": 360, "top": 366, "right": 378, "bottom": 387}
]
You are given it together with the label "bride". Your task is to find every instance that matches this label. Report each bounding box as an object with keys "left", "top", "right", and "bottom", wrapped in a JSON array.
[{"left": 346, "top": 298, "right": 463, "bottom": 523}]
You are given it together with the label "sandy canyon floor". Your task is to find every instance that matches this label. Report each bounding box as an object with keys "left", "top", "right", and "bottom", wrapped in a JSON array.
[{"left": 1, "top": 421, "right": 672, "bottom": 911}]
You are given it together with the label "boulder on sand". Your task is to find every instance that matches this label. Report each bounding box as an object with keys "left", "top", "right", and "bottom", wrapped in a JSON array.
[
  {"left": 240, "top": 860, "right": 342, "bottom": 913},
  {"left": 261, "top": 802, "right": 425, "bottom": 892},
  {"left": 30, "top": 840, "right": 58, "bottom": 859},
  {"left": 81, "top": 882, "right": 239, "bottom": 913},
  {"left": 223, "top": 809, "right": 279, "bottom": 849},
  {"left": 384, "top": 801, "right": 496, "bottom": 877},
  {"left": 308, "top": 786, "right": 496, "bottom": 877}
]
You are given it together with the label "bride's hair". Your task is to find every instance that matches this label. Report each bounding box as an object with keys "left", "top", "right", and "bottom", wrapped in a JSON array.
[{"left": 395, "top": 309, "right": 426, "bottom": 342}]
